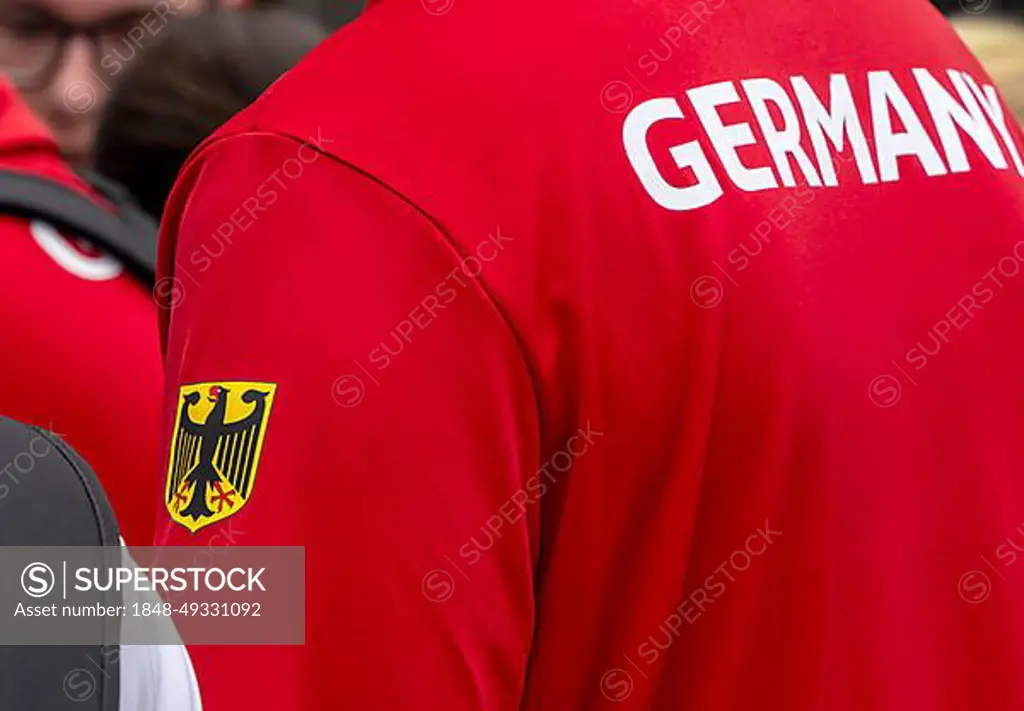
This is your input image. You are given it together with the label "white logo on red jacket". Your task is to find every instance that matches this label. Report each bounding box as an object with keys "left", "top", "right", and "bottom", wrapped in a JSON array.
[{"left": 30, "top": 220, "right": 124, "bottom": 281}]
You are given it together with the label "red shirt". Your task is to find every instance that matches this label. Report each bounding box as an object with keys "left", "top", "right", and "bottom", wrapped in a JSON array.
[
  {"left": 0, "top": 80, "right": 163, "bottom": 545},
  {"left": 156, "top": 0, "right": 1024, "bottom": 709}
]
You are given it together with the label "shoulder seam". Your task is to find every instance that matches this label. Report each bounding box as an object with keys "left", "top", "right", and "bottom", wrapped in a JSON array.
[{"left": 175, "top": 129, "right": 545, "bottom": 439}]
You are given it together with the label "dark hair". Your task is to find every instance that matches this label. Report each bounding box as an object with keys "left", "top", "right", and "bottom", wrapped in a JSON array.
[{"left": 93, "top": 9, "right": 327, "bottom": 220}]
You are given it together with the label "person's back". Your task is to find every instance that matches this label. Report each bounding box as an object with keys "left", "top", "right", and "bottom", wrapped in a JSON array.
[
  {"left": 156, "top": 0, "right": 1024, "bottom": 708},
  {"left": 0, "top": 79, "right": 162, "bottom": 546}
]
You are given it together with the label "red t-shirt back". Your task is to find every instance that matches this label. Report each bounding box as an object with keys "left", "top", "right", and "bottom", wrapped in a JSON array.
[{"left": 156, "top": 0, "right": 1024, "bottom": 709}]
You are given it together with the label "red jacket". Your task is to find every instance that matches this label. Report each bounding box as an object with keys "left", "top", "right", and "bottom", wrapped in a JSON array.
[
  {"left": 157, "top": 0, "right": 1024, "bottom": 709},
  {"left": 0, "top": 80, "right": 163, "bottom": 545}
]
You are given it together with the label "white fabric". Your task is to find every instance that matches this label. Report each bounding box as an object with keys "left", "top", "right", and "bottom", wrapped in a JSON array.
[{"left": 118, "top": 541, "right": 203, "bottom": 711}]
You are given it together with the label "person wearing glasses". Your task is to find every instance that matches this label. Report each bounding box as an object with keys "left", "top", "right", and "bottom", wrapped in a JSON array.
[{"left": 0, "top": 0, "right": 272, "bottom": 166}]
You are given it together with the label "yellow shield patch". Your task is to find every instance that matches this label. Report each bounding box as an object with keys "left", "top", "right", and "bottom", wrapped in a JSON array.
[{"left": 165, "top": 381, "right": 277, "bottom": 534}]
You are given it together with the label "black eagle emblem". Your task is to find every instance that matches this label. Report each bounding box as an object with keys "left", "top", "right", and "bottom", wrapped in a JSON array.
[{"left": 167, "top": 385, "right": 270, "bottom": 523}]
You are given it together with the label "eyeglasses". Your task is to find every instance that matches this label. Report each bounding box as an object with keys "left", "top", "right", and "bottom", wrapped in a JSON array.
[{"left": 0, "top": 8, "right": 164, "bottom": 91}]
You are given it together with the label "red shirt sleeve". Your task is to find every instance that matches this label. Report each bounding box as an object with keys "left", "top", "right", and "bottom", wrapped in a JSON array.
[{"left": 156, "top": 132, "right": 540, "bottom": 711}]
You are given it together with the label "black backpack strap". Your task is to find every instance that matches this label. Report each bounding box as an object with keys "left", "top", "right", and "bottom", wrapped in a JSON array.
[{"left": 0, "top": 169, "right": 157, "bottom": 283}]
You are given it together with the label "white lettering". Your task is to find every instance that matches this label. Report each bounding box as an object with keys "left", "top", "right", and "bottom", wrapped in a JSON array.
[
  {"left": 791, "top": 74, "right": 879, "bottom": 185},
  {"left": 623, "top": 97, "right": 723, "bottom": 211},
  {"left": 868, "top": 70, "right": 948, "bottom": 181},
  {"left": 623, "top": 68, "right": 1022, "bottom": 212},
  {"left": 688, "top": 81, "right": 778, "bottom": 192},
  {"left": 962, "top": 72, "right": 1024, "bottom": 176},
  {"left": 914, "top": 68, "right": 1007, "bottom": 173},
  {"left": 742, "top": 77, "right": 822, "bottom": 187}
]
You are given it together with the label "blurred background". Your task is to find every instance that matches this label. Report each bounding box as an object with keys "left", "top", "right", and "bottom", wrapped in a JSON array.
[{"left": 288, "top": 0, "right": 362, "bottom": 29}]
